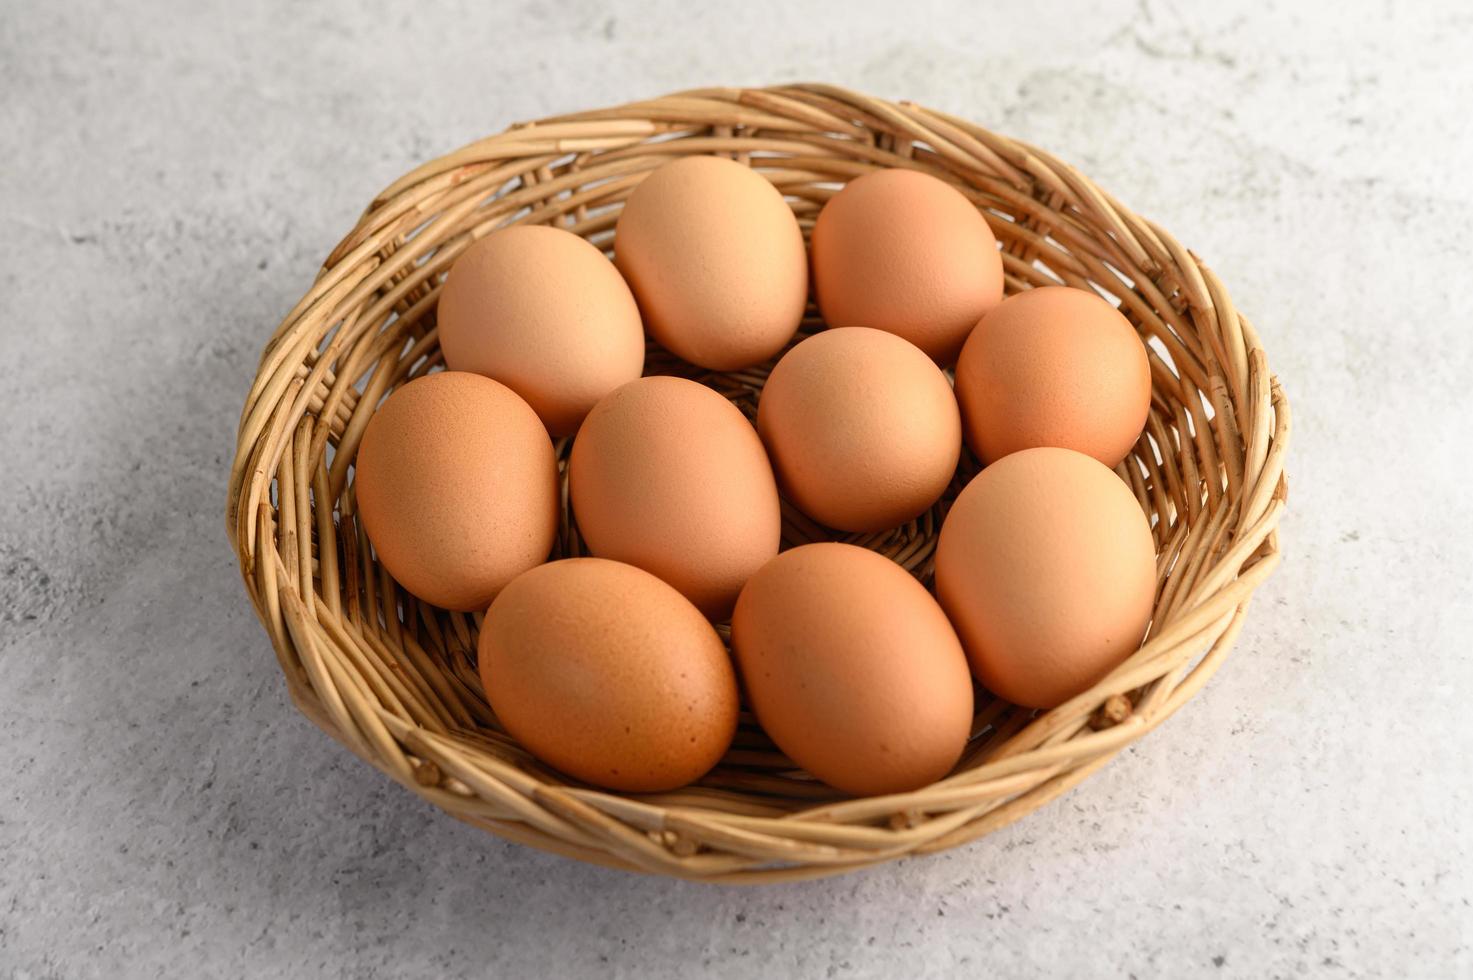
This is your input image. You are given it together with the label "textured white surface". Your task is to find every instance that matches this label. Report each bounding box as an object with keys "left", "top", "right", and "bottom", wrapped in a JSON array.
[{"left": 3, "top": 1, "right": 1470, "bottom": 977}]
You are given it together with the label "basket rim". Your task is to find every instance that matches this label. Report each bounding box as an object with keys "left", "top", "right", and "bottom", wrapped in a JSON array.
[{"left": 225, "top": 83, "right": 1290, "bottom": 883}]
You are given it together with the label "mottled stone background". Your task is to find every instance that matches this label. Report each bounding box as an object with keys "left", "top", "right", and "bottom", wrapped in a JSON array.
[{"left": 2, "top": 1, "right": 1468, "bottom": 977}]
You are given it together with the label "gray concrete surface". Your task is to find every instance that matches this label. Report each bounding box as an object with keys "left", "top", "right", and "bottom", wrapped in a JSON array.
[{"left": 2, "top": 1, "right": 1470, "bottom": 977}]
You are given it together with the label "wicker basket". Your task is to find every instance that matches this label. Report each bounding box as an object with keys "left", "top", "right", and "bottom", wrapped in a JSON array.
[{"left": 225, "top": 85, "right": 1290, "bottom": 883}]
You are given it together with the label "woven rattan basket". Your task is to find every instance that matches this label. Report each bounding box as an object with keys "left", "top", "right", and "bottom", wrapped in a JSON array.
[{"left": 225, "top": 85, "right": 1290, "bottom": 882}]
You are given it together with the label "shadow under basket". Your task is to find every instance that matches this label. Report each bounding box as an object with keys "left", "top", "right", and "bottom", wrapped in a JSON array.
[{"left": 225, "top": 84, "right": 1290, "bottom": 883}]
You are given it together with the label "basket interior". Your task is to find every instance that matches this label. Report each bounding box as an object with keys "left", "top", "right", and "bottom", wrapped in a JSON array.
[{"left": 227, "top": 86, "right": 1288, "bottom": 880}]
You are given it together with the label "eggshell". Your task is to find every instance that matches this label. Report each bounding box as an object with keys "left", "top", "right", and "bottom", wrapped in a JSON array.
[
  {"left": 479, "top": 558, "right": 738, "bottom": 792},
  {"left": 756, "top": 327, "right": 961, "bottom": 532},
  {"left": 614, "top": 155, "right": 807, "bottom": 370},
  {"left": 731, "top": 543, "right": 974, "bottom": 796},
  {"left": 354, "top": 371, "right": 558, "bottom": 611},
  {"left": 954, "top": 285, "right": 1151, "bottom": 467},
  {"left": 935, "top": 447, "right": 1157, "bottom": 709},
  {"left": 437, "top": 224, "right": 645, "bottom": 436},
  {"left": 568, "top": 376, "right": 780, "bottom": 620},
  {"left": 811, "top": 168, "right": 1003, "bottom": 364}
]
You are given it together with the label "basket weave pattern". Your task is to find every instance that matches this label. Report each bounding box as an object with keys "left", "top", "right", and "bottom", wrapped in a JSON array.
[{"left": 226, "top": 85, "right": 1290, "bottom": 882}]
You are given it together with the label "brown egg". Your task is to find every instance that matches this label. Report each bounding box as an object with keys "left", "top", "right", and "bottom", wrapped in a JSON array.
[
  {"left": 731, "top": 543, "right": 974, "bottom": 797},
  {"left": 568, "top": 376, "right": 780, "bottom": 620},
  {"left": 437, "top": 224, "right": 645, "bottom": 437},
  {"left": 614, "top": 155, "right": 807, "bottom": 370},
  {"left": 479, "top": 558, "right": 738, "bottom": 792},
  {"left": 756, "top": 327, "right": 961, "bottom": 532},
  {"left": 954, "top": 286, "right": 1151, "bottom": 467},
  {"left": 935, "top": 447, "right": 1157, "bottom": 709},
  {"left": 811, "top": 168, "right": 1003, "bottom": 364},
  {"left": 354, "top": 372, "right": 558, "bottom": 611}
]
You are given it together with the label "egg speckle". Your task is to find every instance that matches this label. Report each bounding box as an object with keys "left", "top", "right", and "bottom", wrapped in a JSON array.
[{"left": 479, "top": 558, "right": 737, "bottom": 792}]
